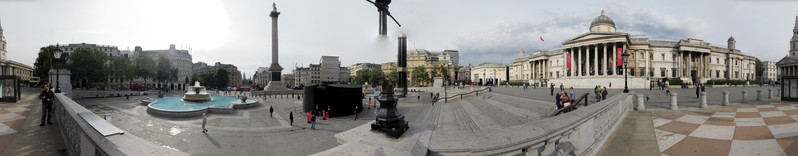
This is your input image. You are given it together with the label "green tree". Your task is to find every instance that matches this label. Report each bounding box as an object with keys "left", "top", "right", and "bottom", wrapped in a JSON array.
[
  {"left": 411, "top": 66, "right": 428, "bottom": 86},
  {"left": 215, "top": 68, "right": 230, "bottom": 89},
  {"left": 353, "top": 69, "right": 370, "bottom": 84},
  {"left": 67, "top": 47, "right": 109, "bottom": 84},
  {"left": 190, "top": 73, "right": 203, "bottom": 85},
  {"left": 367, "top": 68, "right": 386, "bottom": 85},
  {"left": 439, "top": 65, "right": 451, "bottom": 85},
  {"left": 110, "top": 57, "right": 134, "bottom": 87},
  {"left": 201, "top": 73, "right": 215, "bottom": 87},
  {"left": 134, "top": 54, "right": 157, "bottom": 85},
  {"left": 386, "top": 69, "right": 398, "bottom": 86},
  {"left": 155, "top": 54, "right": 178, "bottom": 84},
  {"left": 33, "top": 46, "right": 60, "bottom": 80},
  {"left": 755, "top": 58, "right": 763, "bottom": 81}
]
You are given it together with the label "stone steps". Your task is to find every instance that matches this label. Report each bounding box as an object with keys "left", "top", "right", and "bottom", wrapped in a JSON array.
[
  {"left": 466, "top": 97, "right": 529, "bottom": 127},
  {"left": 489, "top": 94, "right": 554, "bottom": 115},
  {"left": 451, "top": 101, "right": 480, "bottom": 132},
  {"left": 425, "top": 104, "right": 442, "bottom": 125}
]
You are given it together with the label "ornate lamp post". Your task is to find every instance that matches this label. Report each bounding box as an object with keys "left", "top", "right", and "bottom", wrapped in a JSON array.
[
  {"left": 53, "top": 45, "right": 63, "bottom": 93},
  {"left": 622, "top": 50, "right": 630, "bottom": 93}
]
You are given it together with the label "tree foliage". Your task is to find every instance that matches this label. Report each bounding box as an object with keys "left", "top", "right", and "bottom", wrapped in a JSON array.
[
  {"left": 110, "top": 57, "right": 134, "bottom": 84},
  {"left": 67, "top": 47, "right": 108, "bottom": 82},
  {"left": 352, "top": 68, "right": 386, "bottom": 85},
  {"left": 411, "top": 66, "right": 428, "bottom": 86},
  {"left": 134, "top": 54, "right": 157, "bottom": 84},
  {"left": 755, "top": 58, "right": 763, "bottom": 81},
  {"left": 155, "top": 54, "right": 178, "bottom": 83},
  {"left": 386, "top": 70, "right": 398, "bottom": 85},
  {"left": 215, "top": 68, "right": 230, "bottom": 89},
  {"left": 33, "top": 45, "right": 59, "bottom": 80}
]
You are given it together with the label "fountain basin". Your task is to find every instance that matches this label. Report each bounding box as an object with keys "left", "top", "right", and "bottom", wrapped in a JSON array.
[
  {"left": 184, "top": 93, "right": 212, "bottom": 101},
  {"left": 145, "top": 95, "right": 260, "bottom": 118}
]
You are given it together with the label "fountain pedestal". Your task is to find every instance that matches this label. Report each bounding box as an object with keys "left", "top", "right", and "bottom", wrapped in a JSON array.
[{"left": 184, "top": 81, "right": 211, "bottom": 101}]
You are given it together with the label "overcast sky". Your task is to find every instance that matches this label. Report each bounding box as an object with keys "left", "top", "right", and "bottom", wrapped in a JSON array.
[{"left": 1, "top": 0, "right": 797, "bottom": 77}]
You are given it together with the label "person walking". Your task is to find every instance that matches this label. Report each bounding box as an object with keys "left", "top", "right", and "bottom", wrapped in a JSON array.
[
  {"left": 201, "top": 113, "right": 208, "bottom": 133},
  {"left": 594, "top": 85, "right": 602, "bottom": 102},
  {"left": 310, "top": 113, "right": 317, "bottom": 130},
  {"left": 666, "top": 84, "right": 670, "bottom": 95},
  {"left": 39, "top": 85, "right": 55, "bottom": 126},
  {"left": 417, "top": 95, "right": 420, "bottom": 102},
  {"left": 289, "top": 112, "right": 294, "bottom": 126},
  {"left": 269, "top": 106, "right": 274, "bottom": 118},
  {"left": 550, "top": 84, "right": 555, "bottom": 96},
  {"left": 560, "top": 83, "right": 564, "bottom": 91},
  {"left": 701, "top": 83, "right": 705, "bottom": 92},
  {"left": 354, "top": 106, "right": 359, "bottom": 120},
  {"left": 602, "top": 87, "right": 608, "bottom": 100}
]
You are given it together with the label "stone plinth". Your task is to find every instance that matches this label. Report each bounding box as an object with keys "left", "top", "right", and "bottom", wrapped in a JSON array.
[
  {"left": 700, "top": 92, "right": 708, "bottom": 108},
  {"left": 669, "top": 92, "right": 678, "bottom": 110},
  {"left": 722, "top": 91, "right": 729, "bottom": 106}
]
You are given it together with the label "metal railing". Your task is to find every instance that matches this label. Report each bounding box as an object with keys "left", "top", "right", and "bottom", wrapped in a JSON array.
[{"left": 549, "top": 93, "right": 590, "bottom": 117}]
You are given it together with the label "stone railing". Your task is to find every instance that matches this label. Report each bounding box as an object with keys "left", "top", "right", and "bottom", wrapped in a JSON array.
[
  {"left": 430, "top": 93, "right": 633, "bottom": 155},
  {"left": 72, "top": 90, "right": 159, "bottom": 99},
  {"left": 53, "top": 92, "right": 187, "bottom": 155}
]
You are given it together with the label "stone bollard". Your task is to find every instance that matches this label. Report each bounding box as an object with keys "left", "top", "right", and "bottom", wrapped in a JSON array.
[
  {"left": 670, "top": 92, "right": 679, "bottom": 110},
  {"left": 756, "top": 90, "right": 762, "bottom": 101},
  {"left": 742, "top": 91, "right": 748, "bottom": 103},
  {"left": 700, "top": 92, "right": 708, "bottom": 108},
  {"left": 768, "top": 89, "right": 773, "bottom": 99},
  {"left": 722, "top": 91, "right": 730, "bottom": 106},
  {"left": 636, "top": 93, "right": 645, "bottom": 111}
]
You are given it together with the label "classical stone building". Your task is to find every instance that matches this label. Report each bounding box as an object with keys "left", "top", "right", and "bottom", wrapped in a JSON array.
[
  {"left": 471, "top": 63, "right": 507, "bottom": 86},
  {"left": 762, "top": 61, "right": 779, "bottom": 82},
  {"left": 295, "top": 64, "right": 320, "bottom": 86},
  {"left": 776, "top": 13, "right": 798, "bottom": 101},
  {"left": 320, "top": 56, "right": 341, "bottom": 83},
  {"left": 509, "top": 11, "right": 757, "bottom": 88},
  {"left": 253, "top": 67, "right": 270, "bottom": 87},
  {"left": 0, "top": 20, "right": 33, "bottom": 82},
  {"left": 457, "top": 64, "right": 472, "bottom": 84},
  {"left": 134, "top": 44, "right": 194, "bottom": 89},
  {"left": 380, "top": 62, "right": 396, "bottom": 75},
  {"left": 191, "top": 62, "right": 242, "bottom": 88},
  {"left": 348, "top": 63, "right": 381, "bottom": 76},
  {"left": 390, "top": 49, "right": 459, "bottom": 86}
]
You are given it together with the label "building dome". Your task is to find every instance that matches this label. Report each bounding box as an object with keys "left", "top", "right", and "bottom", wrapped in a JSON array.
[{"left": 590, "top": 10, "right": 616, "bottom": 28}]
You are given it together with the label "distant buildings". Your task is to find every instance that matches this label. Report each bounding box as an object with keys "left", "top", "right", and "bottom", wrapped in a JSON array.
[
  {"left": 191, "top": 61, "right": 242, "bottom": 88},
  {"left": 134, "top": 44, "right": 193, "bottom": 88},
  {"left": 0, "top": 20, "right": 34, "bottom": 83},
  {"left": 295, "top": 56, "right": 349, "bottom": 86},
  {"left": 762, "top": 61, "right": 779, "bottom": 82},
  {"left": 383, "top": 49, "right": 459, "bottom": 86},
  {"left": 253, "top": 67, "right": 270, "bottom": 87},
  {"left": 471, "top": 63, "right": 507, "bottom": 86},
  {"left": 348, "top": 63, "right": 381, "bottom": 76}
]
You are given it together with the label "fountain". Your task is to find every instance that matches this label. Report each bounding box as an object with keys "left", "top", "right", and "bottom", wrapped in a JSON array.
[
  {"left": 184, "top": 81, "right": 211, "bottom": 101},
  {"left": 143, "top": 81, "right": 260, "bottom": 118}
]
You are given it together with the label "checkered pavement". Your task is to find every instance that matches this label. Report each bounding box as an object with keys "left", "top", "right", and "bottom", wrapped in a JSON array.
[
  {"left": 653, "top": 104, "right": 798, "bottom": 156},
  {"left": 0, "top": 104, "right": 32, "bottom": 154}
]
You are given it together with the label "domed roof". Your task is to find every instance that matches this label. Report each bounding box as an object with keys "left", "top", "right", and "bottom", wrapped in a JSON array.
[
  {"left": 728, "top": 36, "right": 735, "bottom": 42},
  {"left": 590, "top": 10, "right": 615, "bottom": 28}
]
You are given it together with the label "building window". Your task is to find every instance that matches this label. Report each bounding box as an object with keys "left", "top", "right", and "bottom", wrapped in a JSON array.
[{"left": 662, "top": 54, "right": 666, "bottom": 61}]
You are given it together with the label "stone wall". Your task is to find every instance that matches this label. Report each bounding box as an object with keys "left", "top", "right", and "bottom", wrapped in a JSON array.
[{"left": 548, "top": 77, "right": 649, "bottom": 89}]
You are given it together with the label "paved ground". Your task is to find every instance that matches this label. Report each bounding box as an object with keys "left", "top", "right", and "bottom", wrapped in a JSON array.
[
  {"left": 652, "top": 103, "right": 798, "bottom": 156},
  {"left": 0, "top": 88, "right": 66, "bottom": 156},
  {"left": 2, "top": 85, "right": 791, "bottom": 155}
]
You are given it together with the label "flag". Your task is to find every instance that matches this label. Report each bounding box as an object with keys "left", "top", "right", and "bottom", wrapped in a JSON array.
[
  {"left": 540, "top": 36, "right": 544, "bottom": 42},
  {"left": 567, "top": 53, "right": 571, "bottom": 69},
  {"left": 616, "top": 48, "right": 623, "bottom": 67}
]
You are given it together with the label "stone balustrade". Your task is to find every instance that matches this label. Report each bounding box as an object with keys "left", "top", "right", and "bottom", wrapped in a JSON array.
[{"left": 52, "top": 92, "right": 186, "bottom": 155}]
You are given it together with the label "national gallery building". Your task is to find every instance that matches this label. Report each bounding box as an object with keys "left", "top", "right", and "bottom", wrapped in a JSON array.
[{"left": 508, "top": 11, "right": 757, "bottom": 88}]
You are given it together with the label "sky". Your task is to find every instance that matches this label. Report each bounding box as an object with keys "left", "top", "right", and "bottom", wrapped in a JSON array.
[{"left": 1, "top": 0, "right": 797, "bottom": 78}]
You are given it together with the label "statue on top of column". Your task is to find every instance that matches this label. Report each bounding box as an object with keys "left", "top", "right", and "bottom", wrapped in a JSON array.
[{"left": 272, "top": 2, "right": 277, "bottom": 12}]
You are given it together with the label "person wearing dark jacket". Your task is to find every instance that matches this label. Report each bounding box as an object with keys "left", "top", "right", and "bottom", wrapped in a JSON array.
[
  {"left": 269, "top": 106, "right": 274, "bottom": 118},
  {"left": 550, "top": 84, "right": 555, "bottom": 96},
  {"left": 602, "top": 87, "right": 609, "bottom": 100},
  {"left": 289, "top": 112, "right": 294, "bottom": 126},
  {"left": 39, "top": 85, "right": 55, "bottom": 126},
  {"left": 696, "top": 83, "right": 700, "bottom": 98}
]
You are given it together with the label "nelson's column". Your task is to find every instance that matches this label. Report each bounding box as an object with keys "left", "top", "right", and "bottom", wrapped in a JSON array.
[{"left": 265, "top": 3, "right": 286, "bottom": 90}]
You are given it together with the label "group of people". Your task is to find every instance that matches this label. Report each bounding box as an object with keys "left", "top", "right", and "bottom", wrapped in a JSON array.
[
  {"left": 552, "top": 83, "right": 611, "bottom": 110},
  {"left": 594, "top": 85, "right": 609, "bottom": 102}
]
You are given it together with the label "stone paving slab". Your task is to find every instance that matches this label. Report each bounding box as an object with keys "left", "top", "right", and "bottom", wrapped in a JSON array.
[{"left": 314, "top": 121, "right": 434, "bottom": 156}]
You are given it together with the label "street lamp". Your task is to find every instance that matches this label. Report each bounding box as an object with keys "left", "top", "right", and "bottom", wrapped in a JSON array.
[
  {"left": 53, "top": 45, "right": 64, "bottom": 93},
  {"left": 622, "top": 49, "right": 630, "bottom": 93}
]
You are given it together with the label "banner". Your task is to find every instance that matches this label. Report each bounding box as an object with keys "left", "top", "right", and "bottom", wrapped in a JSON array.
[
  {"left": 616, "top": 48, "right": 623, "bottom": 66},
  {"left": 567, "top": 52, "right": 571, "bottom": 69}
]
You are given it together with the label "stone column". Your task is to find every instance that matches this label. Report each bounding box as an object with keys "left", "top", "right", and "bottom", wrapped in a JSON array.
[
  {"left": 756, "top": 89, "right": 762, "bottom": 101},
  {"left": 670, "top": 92, "right": 679, "bottom": 110},
  {"left": 603, "top": 44, "right": 608, "bottom": 76},
  {"left": 570, "top": 49, "right": 575, "bottom": 77},
  {"left": 768, "top": 89, "right": 773, "bottom": 99},
  {"left": 594, "top": 45, "right": 598, "bottom": 76},
  {"left": 688, "top": 52, "right": 692, "bottom": 78},
  {"left": 742, "top": 91, "right": 748, "bottom": 103},
  {"left": 636, "top": 93, "right": 645, "bottom": 110},
  {"left": 700, "top": 92, "right": 708, "bottom": 108},
  {"left": 722, "top": 91, "right": 729, "bottom": 106},
  {"left": 577, "top": 47, "right": 582, "bottom": 76},
  {"left": 679, "top": 52, "right": 684, "bottom": 77}
]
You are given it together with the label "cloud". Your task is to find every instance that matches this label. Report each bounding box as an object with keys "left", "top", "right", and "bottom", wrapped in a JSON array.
[{"left": 455, "top": 8, "right": 710, "bottom": 66}]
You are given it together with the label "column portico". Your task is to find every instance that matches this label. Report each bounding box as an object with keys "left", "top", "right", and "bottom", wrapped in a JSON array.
[
  {"left": 603, "top": 43, "right": 608, "bottom": 77},
  {"left": 593, "top": 45, "right": 598, "bottom": 76},
  {"left": 612, "top": 43, "right": 617, "bottom": 76},
  {"left": 578, "top": 47, "right": 582, "bottom": 76}
]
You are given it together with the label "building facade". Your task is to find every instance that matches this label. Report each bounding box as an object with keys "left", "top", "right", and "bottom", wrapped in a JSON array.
[
  {"left": 134, "top": 44, "right": 194, "bottom": 89},
  {"left": 509, "top": 11, "right": 757, "bottom": 88},
  {"left": 400, "top": 49, "right": 459, "bottom": 86},
  {"left": 320, "top": 56, "right": 340, "bottom": 83},
  {"left": 471, "top": 63, "right": 507, "bottom": 86},
  {"left": 349, "top": 63, "right": 382, "bottom": 76},
  {"left": 191, "top": 62, "right": 242, "bottom": 88},
  {"left": 762, "top": 61, "right": 779, "bottom": 82},
  {"left": 776, "top": 13, "right": 798, "bottom": 101},
  {"left": 0, "top": 20, "right": 33, "bottom": 82},
  {"left": 253, "top": 67, "right": 270, "bottom": 87},
  {"left": 457, "top": 65, "right": 472, "bottom": 84}
]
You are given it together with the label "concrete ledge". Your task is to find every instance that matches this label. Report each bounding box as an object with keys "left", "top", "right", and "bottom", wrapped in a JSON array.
[{"left": 314, "top": 121, "right": 434, "bottom": 156}]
